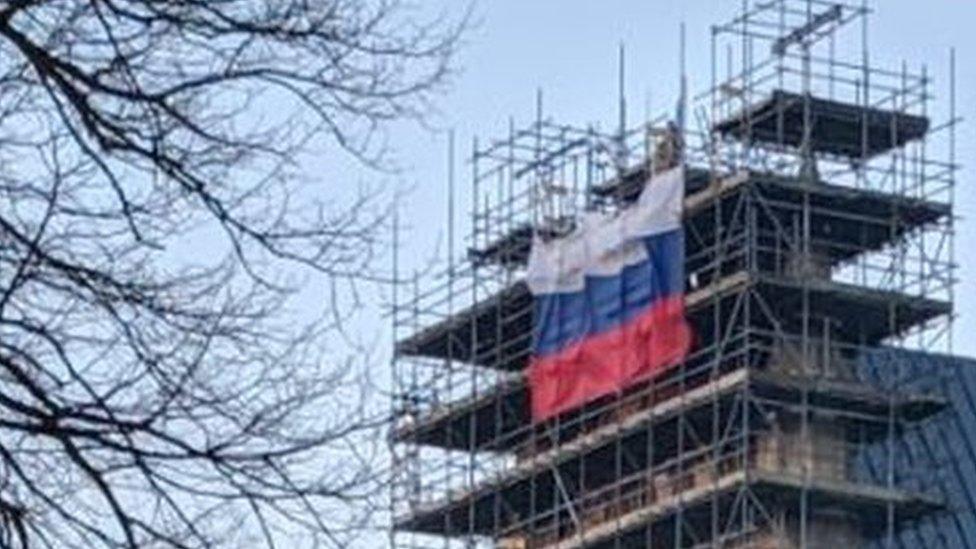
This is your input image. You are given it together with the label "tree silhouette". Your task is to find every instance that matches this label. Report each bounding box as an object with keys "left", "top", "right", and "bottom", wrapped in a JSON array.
[{"left": 0, "top": 1, "right": 463, "bottom": 546}]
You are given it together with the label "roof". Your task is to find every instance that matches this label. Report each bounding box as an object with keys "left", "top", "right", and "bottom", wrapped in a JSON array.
[{"left": 713, "top": 90, "right": 930, "bottom": 159}]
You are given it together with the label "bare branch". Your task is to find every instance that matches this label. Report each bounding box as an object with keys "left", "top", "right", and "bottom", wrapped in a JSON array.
[{"left": 0, "top": 0, "right": 464, "bottom": 546}]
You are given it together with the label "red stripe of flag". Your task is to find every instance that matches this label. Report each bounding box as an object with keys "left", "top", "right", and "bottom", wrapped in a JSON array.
[{"left": 527, "top": 296, "right": 691, "bottom": 421}]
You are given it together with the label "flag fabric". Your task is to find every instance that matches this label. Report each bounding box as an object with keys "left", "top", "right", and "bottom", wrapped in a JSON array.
[{"left": 526, "top": 167, "right": 692, "bottom": 421}]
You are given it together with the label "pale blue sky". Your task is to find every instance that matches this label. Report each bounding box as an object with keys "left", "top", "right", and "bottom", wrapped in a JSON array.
[{"left": 376, "top": 0, "right": 976, "bottom": 359}]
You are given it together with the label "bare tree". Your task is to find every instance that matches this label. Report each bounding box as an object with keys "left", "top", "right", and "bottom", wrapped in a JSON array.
[{"left": 0, "top": 1, "right": 462, "bottom": 547}]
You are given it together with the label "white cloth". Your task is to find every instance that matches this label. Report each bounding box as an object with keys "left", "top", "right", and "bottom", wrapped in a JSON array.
[{"left": 526, "top": 167, "right": 684, "bottom": 294}]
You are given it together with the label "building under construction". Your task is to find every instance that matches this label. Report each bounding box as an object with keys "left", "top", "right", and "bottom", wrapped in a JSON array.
[{"left": 390, "top": 1, "right": 976, "bottom": 547}]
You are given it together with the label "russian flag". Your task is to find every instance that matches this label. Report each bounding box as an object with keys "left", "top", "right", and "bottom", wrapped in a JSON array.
[{"left": 526, "top": 167, "right": 692, "bottom": 421}]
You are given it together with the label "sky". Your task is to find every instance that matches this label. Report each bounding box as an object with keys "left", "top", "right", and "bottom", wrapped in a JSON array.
[{"left": 373, "top": 0, "right": 976, "bottom": 360}]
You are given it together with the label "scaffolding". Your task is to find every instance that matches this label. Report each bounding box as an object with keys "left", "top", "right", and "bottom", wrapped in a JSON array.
[{"left": 390, "top": 1, "right": 974, "bottom": 547}]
